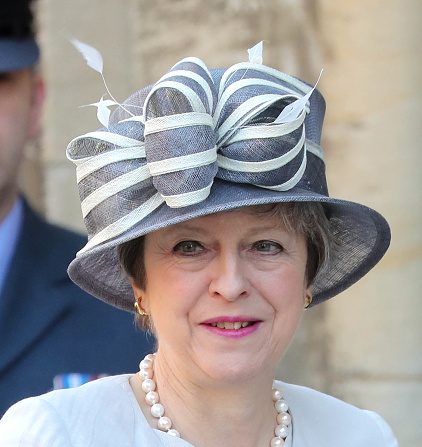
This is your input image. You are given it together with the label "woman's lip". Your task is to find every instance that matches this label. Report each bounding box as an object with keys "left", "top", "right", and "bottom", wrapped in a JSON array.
[
  {"left": 201, "top": 316, "right": 260, "bottom": 324},
  {"left": 200, "top": 316, "right": 262, "bottom": 339},
  {"left": 202, "top": 322, "right": 261, "bottom": 338}
]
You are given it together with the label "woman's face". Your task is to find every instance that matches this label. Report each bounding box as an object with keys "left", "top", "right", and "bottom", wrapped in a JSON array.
[{"left": 133, "top": 208, "right": 309, "bottom": 384}]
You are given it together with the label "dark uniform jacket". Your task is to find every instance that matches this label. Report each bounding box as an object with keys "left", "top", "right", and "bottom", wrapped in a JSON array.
[{"left": 0, "top": 201, "right": 154, "bottom": 415}]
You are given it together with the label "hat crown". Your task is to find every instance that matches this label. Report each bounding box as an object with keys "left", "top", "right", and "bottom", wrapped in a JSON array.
[
  {"left": 0, "top": 0, "right": 35, "bottom": 39},
  {"left": 67, "top": 59, "right": 327, "bottom": 253},
  {"left": 0, "top": 0, "right": 39, "bottom": 72}
]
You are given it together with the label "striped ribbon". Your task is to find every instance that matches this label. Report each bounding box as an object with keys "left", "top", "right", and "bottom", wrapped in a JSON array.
[{"left": 67, "top": 58, "right": 323, "bottom": 253}]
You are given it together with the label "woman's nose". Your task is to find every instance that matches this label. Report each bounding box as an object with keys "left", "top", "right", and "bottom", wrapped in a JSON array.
[{"left": 208, "top": 253, "right": 249, "bottom": 302}]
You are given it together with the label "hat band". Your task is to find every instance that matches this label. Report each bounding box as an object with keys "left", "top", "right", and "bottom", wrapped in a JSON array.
[{"left": 0, "top": 38, "right": 40, "bottom": 72}]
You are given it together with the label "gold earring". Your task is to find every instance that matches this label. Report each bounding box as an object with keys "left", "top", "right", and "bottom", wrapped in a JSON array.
[
  {"left": 134, "top": 298, "right": 148, "bottom": 316},
  {"left": 304, "top": 293, "right": 313, "bottom": 309}
]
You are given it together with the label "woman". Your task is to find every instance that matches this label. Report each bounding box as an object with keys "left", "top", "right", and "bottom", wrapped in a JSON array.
[{"left": 0, "top": 53, "right": 398, "bottom": 446}]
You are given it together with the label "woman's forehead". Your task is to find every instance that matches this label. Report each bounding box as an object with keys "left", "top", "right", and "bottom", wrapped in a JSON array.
[{"left": 151, "top": 205, "right": 293, "bottom": 237}]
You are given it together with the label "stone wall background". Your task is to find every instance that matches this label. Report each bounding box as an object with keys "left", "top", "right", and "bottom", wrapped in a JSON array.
[{"left": 21, "top": 1, "right": 421, "bottom": 445}]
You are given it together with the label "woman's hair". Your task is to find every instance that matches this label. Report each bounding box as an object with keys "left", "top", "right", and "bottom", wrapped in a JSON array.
[{"left": 119, "top": 202, "right": 335, "bottom": 330}]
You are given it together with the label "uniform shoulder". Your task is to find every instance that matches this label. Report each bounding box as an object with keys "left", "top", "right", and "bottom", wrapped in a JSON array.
[
  {"left": 40, "top": 215, "right": 86, "bottom": 247},
  {"left": 22, "top": 202, "right": 86, "bottom": 261},
  {"left": 275, "top": 381, "right": 398, "bottom": 447}
]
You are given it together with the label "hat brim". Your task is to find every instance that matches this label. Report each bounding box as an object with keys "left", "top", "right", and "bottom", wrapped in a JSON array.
[
  {"left": 0, "top": 38, "right": 39, "bottom": 72},
  {"left": 68, "top": 179, "right": 390, "bottom": 312}
]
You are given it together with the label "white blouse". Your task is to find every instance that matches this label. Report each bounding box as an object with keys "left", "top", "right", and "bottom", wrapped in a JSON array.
[{"left": 0, "top": 374, "right": 398, "bottom": 446}]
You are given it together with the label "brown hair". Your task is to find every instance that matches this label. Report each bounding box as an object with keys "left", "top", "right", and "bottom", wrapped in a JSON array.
[{"left": 119, "top": 202, "right": 334, "bottom": 330}]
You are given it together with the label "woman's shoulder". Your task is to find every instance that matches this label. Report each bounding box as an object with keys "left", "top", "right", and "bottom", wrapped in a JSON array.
[
  {"left": 274, "top": 381, "right": 398, "bottom": 447},
  {"left": 0, "top": 374, "right": 141, "bottom": 446},
  {"left": 12, "top": 373, "right": 133, "bottom": 411}
]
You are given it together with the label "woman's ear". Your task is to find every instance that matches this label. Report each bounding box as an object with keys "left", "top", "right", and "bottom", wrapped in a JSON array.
[
  {"left": 130, "top": 278, "right": 142, "bottom": 299},
  {"left": 304, "top": 288, "right": 313, "bottom": 309},
  {"left": 130, "top": 279, "right": 150, "bottom": 315}
]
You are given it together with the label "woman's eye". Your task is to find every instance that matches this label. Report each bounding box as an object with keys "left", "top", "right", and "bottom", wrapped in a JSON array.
[
  {"left": 173, "top": 240, "right": 204, "bottom": 255},
  {"left": 252, "top": 240, "right": 283, "bottom": 253}
]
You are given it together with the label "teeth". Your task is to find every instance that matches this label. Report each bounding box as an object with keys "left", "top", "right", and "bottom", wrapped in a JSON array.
[{"left": 209, "top": 321, "right": 251, "bottom": 330}]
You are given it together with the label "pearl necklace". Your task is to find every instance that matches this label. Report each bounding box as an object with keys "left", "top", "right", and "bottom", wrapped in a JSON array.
[{"left": 138, "top": 353, "right": 292, "bottom": 446}]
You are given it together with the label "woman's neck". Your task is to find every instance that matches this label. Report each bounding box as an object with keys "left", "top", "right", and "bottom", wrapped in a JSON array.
[{"left": 131, "top": 352, "right": 278, "bottom": 447}]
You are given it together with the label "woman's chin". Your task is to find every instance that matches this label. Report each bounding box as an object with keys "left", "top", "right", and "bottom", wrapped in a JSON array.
[{"left": 192, "top": 351, "right": 272, "bottom": 386}]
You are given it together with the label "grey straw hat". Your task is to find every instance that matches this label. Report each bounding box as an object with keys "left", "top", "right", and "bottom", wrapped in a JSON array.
[{"left": 67, "top": 56, "right": 390, "bottom": 312}]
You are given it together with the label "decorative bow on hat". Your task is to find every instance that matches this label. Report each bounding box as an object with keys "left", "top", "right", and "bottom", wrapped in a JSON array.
[{"left": 67, "top": 42, "right": 324, "bottom": 252}]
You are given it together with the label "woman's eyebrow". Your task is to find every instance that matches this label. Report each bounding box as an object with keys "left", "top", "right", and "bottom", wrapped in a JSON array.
[
  {"left": 161, "top": 224, "right": 210, "bottom": 236},
  {"left": 243, "top": 225, "right": 287, "bottom": 236},
  {"left": 164, "top": 224, "right": 285, "bottom": 238}
]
